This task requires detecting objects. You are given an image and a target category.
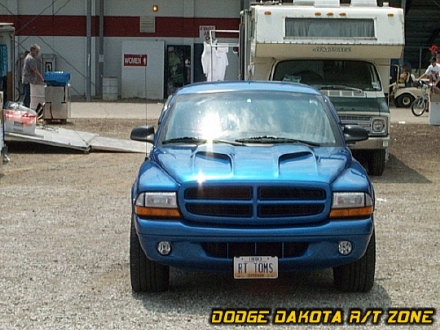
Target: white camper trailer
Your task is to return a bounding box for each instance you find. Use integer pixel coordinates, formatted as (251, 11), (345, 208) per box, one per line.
(239, 0), (405, 175)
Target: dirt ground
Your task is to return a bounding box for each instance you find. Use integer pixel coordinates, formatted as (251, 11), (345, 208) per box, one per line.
(0, 119), (439, 330)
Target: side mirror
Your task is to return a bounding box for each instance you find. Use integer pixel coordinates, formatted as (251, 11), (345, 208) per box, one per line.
(343, 125), (369, 144)
(130, 125), (155, 143)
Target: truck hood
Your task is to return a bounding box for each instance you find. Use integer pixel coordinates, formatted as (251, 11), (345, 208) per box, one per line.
(151, 144), (351, 184)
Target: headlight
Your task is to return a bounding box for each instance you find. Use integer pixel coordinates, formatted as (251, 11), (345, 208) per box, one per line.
(135, 192), (182, 218)
(329, 192), (374, 219)
(371, 117), (387, 135)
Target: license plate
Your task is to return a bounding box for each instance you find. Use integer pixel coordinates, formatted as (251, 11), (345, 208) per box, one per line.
(233, 256), (278, 279)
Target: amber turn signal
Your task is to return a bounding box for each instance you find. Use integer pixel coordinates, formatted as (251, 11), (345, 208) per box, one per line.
(135, 206), (182, 219)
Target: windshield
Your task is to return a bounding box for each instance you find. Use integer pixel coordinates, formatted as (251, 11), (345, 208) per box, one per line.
(158, 91), (342, 147)
(273, 60), (382, 91)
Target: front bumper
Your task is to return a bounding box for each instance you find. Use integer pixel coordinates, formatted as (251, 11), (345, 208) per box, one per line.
(349, 135), (389, 150)
(134, 216), (374, 272)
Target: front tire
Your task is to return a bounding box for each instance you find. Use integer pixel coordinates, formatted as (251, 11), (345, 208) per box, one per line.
(368, 149), (386, 176)
(130, 215), (169, 292)
(333, 231), (376, 292)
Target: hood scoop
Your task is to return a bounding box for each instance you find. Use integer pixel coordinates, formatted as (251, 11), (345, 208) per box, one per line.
(195, 151), (232, 162)
(278, 150), (317, 176)
(279, 151), (313, 163)
(193, 150), (233, 177)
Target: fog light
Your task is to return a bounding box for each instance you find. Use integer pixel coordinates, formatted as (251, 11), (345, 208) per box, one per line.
(338, 241), (352, 255)
(157, 241), (172, 256)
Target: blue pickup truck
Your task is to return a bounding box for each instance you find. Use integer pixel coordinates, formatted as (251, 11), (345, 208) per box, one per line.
(130, 81), (375, 293)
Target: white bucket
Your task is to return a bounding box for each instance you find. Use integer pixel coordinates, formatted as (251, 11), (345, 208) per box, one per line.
(429, 92), (440, 125)
(429, 102), (440, 125)
(30, 83), (46, 111)
(102, 77), (118, 101)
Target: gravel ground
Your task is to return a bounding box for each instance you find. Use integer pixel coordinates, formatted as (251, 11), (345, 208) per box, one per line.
(0, 119), (439, 330)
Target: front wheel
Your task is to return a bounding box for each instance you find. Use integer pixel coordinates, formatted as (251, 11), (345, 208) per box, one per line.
(333, 230), (376, 292)
(368, 149), (386, 176)
(130, 215), (169, 292)
(411, 96), (427, 116)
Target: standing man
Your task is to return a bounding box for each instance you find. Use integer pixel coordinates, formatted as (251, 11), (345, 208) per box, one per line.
(22, 44), (44, 108)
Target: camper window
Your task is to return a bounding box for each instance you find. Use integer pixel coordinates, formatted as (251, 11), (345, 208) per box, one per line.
(285, 18), (375, 38)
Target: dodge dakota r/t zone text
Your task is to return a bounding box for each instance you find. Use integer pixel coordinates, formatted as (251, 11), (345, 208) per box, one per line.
(129, 81), (375, 293)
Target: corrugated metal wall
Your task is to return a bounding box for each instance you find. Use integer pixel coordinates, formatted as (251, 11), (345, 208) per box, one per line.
(404, 0), (440, 70)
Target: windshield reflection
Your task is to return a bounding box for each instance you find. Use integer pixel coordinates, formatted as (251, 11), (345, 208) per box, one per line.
(160, 91), (340, 146)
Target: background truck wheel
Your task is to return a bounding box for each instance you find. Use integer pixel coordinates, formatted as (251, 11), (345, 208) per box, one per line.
(368, 149), (386, 176)
(130, 216), (169, 292)
(333, 230), (376, 292)
(395, 93), (414, 108)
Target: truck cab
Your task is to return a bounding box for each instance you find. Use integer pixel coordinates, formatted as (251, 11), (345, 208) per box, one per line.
(239, 0), (405, 175)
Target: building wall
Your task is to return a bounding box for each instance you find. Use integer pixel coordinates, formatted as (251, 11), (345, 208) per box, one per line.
(0, 0), (241, 99)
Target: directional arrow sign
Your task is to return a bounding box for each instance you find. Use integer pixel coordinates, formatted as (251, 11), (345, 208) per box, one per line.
(124, 54), (147, 67)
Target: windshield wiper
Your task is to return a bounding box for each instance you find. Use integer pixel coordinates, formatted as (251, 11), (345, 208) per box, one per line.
(212, 139), (245, 146)
(235, 136), (320, 146)
(317, 85), (363, 93)
(162, 137), (244, 146)
(162, 137), (206, 145)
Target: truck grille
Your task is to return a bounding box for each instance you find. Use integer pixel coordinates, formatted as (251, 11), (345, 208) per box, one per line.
(202, 242), (308, 259)
(259, 204), (324, 217)
(259, 186), (325, 200)
(321, 90), (365, 98)
(182, 184), (327, 223)
(338, 114), (372, 133)
(185, 186), (252, 200)
(186, 203), (252, 217)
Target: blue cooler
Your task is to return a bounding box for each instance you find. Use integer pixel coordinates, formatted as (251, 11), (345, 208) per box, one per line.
(44, 72), (70, 86)
(43, 72), (71, 122)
